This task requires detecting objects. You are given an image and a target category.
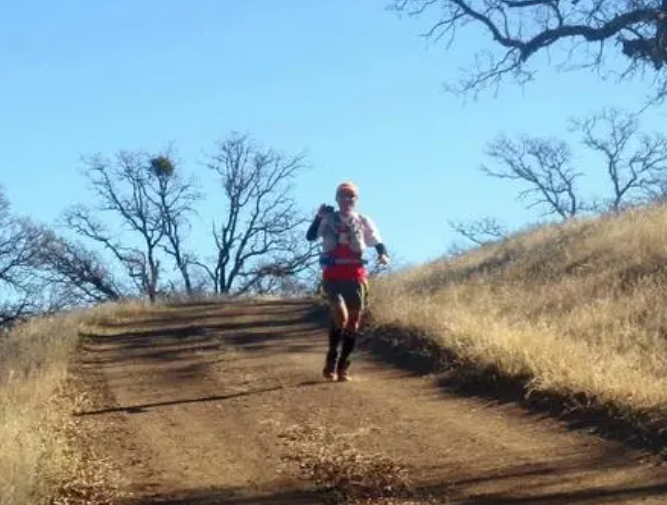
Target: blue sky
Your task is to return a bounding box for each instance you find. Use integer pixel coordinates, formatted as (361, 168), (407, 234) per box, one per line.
(2, 0), (666, 271)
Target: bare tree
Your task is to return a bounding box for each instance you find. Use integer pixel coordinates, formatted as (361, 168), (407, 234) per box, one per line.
(569, 108), (667, 211)
(0, 188), (116, 325)
(0, 188), (46, 327)
(198, 133), (319, 295)
(65, 151), (168, 301)
(149, 155), (202, 295)
(482, 135), (583, 219)
(391, 1), (667, 100)
(34, 230), (123, 306)
(449, 217), (507, 246)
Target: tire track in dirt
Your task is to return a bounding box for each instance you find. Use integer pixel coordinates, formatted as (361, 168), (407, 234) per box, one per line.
(72, 299), (667, 504)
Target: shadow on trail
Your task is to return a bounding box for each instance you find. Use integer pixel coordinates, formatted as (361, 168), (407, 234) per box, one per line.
(415, 449), (667, 503)
(114, 465), (667, 505)
(120, 486), (321, 505)
(104, 298), (326, 330)
(80, 300), (329, 370)
(74, 380), (323, 417)
(358, 321), (667, 459)
(87, 315), (322, 341)
(79, 326), (322, 367)
(452, 480), (667, 504)
(446, 455), (631, 488)
(358, 322), (455, 377)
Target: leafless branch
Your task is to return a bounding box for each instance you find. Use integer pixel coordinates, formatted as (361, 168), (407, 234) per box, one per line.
(482, 134), (584, 219)
(449, 217), (508, 245)
(569, 107), (667, 210)
(0, 188), (50, 327)
(203, 132), (316, 294)
(149, 152), (203, 295)
(33, 230), (123, 305)
(68, 150), (173, 301)
(392, 0), (667, 102)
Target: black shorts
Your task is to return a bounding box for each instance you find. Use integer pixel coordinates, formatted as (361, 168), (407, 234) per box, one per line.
(322, 279), (368, 312)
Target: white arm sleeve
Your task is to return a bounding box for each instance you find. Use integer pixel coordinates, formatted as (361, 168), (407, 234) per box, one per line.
(361, 215), (382, 248)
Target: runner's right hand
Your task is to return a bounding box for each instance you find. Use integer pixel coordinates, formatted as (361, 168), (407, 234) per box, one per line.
(317, 204), (331, 218)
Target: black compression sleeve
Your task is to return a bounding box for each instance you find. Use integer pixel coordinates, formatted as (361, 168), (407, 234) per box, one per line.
(375, 243), (387, 256)
(306, 216), (321, 241)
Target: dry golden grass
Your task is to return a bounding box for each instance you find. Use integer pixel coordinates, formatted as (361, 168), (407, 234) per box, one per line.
(0, 297), (176, 505)
(369, 203), (667, 427)
(0, 312), (84, 505)
(81, 297), (166, 329)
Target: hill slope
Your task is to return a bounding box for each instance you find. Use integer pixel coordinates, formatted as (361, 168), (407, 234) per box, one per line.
(368, 203), (667, 450)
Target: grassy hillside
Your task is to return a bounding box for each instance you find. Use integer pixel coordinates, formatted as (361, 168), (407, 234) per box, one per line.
(368, 202), (667, 445)
(0, 300), (159, 505)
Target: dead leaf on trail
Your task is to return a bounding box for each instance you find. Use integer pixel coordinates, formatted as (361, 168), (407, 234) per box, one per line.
(279, 422), (445, 505)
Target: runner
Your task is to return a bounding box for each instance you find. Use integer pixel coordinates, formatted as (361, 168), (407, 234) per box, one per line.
(306, 181), (390, 381)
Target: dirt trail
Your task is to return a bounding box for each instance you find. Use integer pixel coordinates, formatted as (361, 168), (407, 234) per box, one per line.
(73, 299), (667, 504)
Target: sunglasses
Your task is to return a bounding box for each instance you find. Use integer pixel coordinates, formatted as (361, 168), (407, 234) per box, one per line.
(338, 194), (357, 201)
